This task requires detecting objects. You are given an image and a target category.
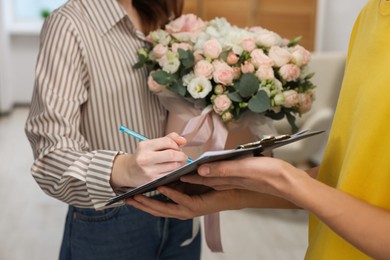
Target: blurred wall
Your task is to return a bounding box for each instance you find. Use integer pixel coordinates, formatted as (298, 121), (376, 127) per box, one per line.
(0, 0), (368, 114)
(316, 0), (367, 52)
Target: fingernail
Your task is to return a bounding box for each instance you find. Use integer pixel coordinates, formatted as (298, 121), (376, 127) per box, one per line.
(199, 166), (210, 175)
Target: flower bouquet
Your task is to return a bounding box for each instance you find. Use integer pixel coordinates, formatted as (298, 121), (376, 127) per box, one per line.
(135, 14), (315, 150)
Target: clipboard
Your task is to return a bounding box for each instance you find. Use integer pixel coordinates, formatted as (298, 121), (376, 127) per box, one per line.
(106, 130), (324, 205)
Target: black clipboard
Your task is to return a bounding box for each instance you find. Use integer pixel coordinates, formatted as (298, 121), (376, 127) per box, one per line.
(106, 130), (324, 205)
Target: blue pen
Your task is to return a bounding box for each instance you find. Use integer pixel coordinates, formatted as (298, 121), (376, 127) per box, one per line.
(119, 125), (193, 163)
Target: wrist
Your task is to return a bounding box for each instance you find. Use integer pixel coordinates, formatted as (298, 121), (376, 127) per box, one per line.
(281, 165), (315, 208)
(111, 154), (131, 189)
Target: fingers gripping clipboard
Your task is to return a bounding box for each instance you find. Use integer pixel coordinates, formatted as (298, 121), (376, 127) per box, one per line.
(106, 130), (324, 205)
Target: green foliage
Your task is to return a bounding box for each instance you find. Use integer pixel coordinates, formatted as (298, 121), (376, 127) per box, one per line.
(237, 74), (259, 98)
(248, 90), (270, 113)
(287, 36), (302, 47)
(41, 9), (51, 19)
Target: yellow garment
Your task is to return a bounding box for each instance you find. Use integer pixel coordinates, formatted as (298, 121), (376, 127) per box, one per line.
(306, 0), (390, 258)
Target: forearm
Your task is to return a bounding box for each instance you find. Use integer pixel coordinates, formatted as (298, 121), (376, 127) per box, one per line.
(292, 174), (390, 259)
(236, 165), (320, 209)
(237, 189), (300, 209)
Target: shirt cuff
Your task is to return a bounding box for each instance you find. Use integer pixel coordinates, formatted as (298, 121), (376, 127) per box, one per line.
(86, 150), (124, 209)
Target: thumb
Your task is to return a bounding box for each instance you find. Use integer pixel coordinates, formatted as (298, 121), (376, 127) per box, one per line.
(198, 161), (236, 177)
(166, 132), (187, 147)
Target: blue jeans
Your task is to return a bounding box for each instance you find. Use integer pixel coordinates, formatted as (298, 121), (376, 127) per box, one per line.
(59, 205), (201, 260)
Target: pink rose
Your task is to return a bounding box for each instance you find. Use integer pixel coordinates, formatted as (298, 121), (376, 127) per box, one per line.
(203, 39), (222, 59)
(268, 46), (292, 67)
(281, 38), (290, 46)
(298, 91), (314, 113)
(255, 30), (282, 48)
(241, 61), (255, 74)
(255, 65), (275, 80)
(227, 52), (239, 65)
(250, 49), (274, 69)
(241, 38), (256, 52)
(165, 14), (206, 42)
(282, 90), (299, 108)
(291, 45), (311, 66)
(213, 94), (232, 115)
(193, 50), (204, 63)
(165, 13), (205, 33)
(279, 64), (301, 81)
(212, 61), (235, 85)
(152, 44), (168, 59)
(147, 73), (165, 93)
(232, 66), (242, 80)
(171, 42), (193, 54)
(194, 60), (214, 79)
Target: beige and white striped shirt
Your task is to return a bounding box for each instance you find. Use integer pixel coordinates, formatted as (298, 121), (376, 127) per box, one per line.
(25, 0), (166, 209)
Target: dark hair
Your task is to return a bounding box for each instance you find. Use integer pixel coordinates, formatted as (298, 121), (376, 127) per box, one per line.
(132, 0), (184, 33)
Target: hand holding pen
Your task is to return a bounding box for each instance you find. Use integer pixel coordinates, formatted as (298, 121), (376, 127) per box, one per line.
(110, 126), (192, 189)
(119, 125), (193, 163)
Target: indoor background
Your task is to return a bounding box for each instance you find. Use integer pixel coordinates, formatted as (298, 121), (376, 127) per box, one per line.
(0, 0), (367, 259)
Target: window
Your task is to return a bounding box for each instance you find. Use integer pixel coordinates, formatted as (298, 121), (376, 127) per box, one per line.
(6, 0), (67, 34)
(14, 0), (66, 21)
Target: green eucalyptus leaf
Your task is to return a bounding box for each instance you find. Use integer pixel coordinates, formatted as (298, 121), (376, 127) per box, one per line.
(170, 80), (187, 96)
(152, 70), (173, 85)
(133, 53), (146, 69)
(227, 92), (243, 102)
(238, 74), (259, 98)
(248, 90), (270, 113)
(178, 49), (195, 69)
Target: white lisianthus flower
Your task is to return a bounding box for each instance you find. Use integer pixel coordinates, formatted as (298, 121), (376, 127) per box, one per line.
(162, 58), (180, 74)
(182, 72), (195, 86)
(149, 29), (172, 45)
(160, 51), (180, 74)
(231, 45), (244, 56)
(187, 77), (212, 99)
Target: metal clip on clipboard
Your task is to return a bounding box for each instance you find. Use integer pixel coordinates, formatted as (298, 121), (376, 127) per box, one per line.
(235, 130), (324, 157)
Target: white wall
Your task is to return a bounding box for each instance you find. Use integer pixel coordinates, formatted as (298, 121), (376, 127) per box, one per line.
(9, 35), (40, 103)
(0, 0), (13, 113)
(0, 0), (41, 113)
(316, 0), (367, 52)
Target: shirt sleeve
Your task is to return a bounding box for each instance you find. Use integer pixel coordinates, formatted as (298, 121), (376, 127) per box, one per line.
(25, 12), (122, 209)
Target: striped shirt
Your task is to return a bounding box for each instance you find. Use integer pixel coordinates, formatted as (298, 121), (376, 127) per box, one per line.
(25, 0), (167, 209)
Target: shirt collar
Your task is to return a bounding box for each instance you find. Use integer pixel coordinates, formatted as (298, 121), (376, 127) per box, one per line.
(80, 0), (128, 35)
